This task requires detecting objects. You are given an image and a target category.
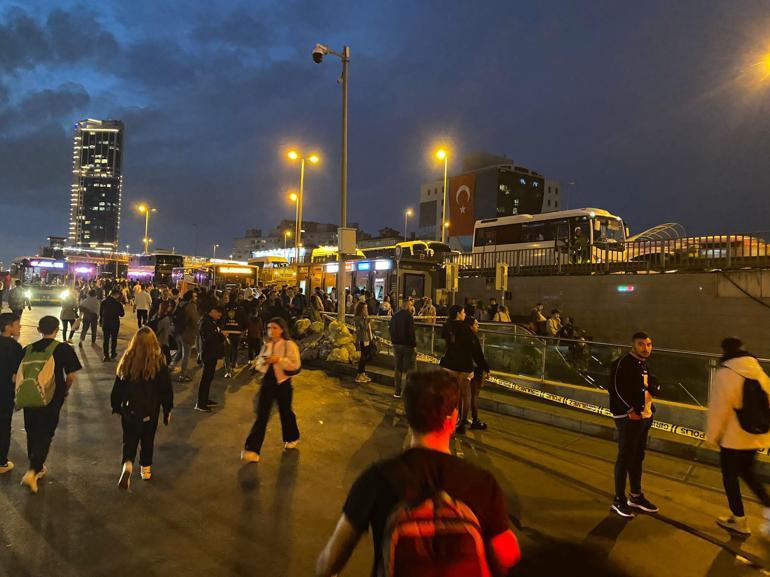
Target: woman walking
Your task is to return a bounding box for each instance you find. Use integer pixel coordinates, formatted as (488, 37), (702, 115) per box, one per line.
(708, 337), (770, 536)
(111, 326), (174, 490)
(354, 301), (373, 383)
(241, 317), (301, 463)
(60, 291), (79, 343)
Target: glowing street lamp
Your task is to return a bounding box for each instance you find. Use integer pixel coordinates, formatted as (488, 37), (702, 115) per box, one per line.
(435, 149), (449, 243)
(212, 243), (219, 259)
(284, 230), (292, 249)
(404, 208), (413, 241)
(137, 204), (157, 255)
(287, 150), (320, 263)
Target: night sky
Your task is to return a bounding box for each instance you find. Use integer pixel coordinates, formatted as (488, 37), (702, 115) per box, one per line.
(2, 0), (770, 267)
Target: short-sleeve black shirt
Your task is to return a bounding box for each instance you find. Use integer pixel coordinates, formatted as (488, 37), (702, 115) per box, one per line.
(343, 448), (510, 575)
(0, 336), (23, 404)
(23, 339), (82, 404)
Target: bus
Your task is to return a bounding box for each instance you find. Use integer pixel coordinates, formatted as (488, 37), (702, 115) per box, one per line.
(248, 256), (297, 286)
(310, 246), (366, 264)
(128, 253), (184, 285)
(361, 240), (453, 261)
(470, 208), (627, 267)
(171, 262), (259, 293)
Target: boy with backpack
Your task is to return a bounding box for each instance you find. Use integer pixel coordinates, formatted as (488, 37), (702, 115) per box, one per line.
(707, 337), (770, 536)
(16, 316), (81, 493)
(315, 369), (520, 577)
(0, 313), (23, 474)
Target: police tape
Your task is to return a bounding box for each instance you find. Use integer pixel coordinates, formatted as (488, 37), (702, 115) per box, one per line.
(377, 339), (734, 450)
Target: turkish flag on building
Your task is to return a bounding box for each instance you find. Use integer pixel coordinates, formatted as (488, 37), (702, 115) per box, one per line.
(448, 173), (476, 236)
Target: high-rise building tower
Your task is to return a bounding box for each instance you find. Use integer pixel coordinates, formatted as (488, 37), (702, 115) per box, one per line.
(69, 119), (124, 250)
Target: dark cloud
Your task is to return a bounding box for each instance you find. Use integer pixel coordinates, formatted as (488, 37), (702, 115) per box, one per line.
(193, 10), (276, 51)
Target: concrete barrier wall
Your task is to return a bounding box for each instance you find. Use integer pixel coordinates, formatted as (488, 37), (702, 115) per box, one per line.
(458, 269), (770, 357)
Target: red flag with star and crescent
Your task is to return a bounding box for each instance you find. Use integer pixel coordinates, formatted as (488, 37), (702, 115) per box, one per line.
(448, 173), (476, 236)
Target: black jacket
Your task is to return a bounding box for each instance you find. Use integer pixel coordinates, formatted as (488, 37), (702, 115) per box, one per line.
(470, 332), (491, 378)
(608, 353), (660, 417)
(199, 315), (225, 360)
(111, 365), (173, 419)
(100, 296), (125, 327)
(439, 320), (486, 373)
(389, 309), (416, 347)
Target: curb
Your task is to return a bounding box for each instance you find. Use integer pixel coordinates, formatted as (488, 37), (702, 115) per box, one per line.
(309, 358), (770, 481)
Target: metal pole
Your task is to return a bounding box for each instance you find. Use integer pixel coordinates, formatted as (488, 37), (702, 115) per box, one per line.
(298, 158), (305, 264)
(441, 155), (448, 244)
(404, 211), (408, 241)
(336, 45), (350, 324)
(143, 211), (149, 255)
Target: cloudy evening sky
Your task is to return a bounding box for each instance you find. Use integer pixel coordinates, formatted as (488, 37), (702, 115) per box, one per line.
(2, 0), (770, 266)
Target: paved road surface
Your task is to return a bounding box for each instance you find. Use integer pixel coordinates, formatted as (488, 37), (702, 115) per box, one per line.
(0, 306), (768, 577)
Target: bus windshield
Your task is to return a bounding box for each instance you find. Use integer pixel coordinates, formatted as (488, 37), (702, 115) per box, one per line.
(593, 217), (625, 245)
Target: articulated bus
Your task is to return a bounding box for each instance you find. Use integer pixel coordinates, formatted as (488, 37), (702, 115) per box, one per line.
(470, 208), (627, 267)
(128, 253), (184, 285)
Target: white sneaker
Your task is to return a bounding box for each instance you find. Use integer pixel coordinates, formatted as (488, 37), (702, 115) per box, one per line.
(241, 450), (260, 463)
(284, 441), (299, 450)
(361, 374), (372, 382)
(21, 470), (38, 494)
(140, 466), (152, 480)
(717, 515), (751, 535)
(118, 461), (133, 490)
(0, 460), (14, 474)
(355, 374), (367, 383)
(35, 465), (47, 480)
(224, 371), (232, 379)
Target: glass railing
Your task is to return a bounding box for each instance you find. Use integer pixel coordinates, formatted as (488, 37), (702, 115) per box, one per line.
(361, 316), (755, 408)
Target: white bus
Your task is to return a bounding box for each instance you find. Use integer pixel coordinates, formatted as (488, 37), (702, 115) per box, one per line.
(471, 208), (627, 266)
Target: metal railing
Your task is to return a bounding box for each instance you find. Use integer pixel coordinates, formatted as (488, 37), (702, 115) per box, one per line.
(362, 317), (770, 409)
(449, 233), (770, 275)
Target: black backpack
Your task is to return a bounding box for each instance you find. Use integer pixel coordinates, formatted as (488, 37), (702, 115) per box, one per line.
(735, 377), (770, 435)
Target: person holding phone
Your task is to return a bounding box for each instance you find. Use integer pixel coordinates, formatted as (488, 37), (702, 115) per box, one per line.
(241, 317), (301, 463)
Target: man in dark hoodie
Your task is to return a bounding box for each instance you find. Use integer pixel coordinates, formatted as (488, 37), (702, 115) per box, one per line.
(100, 288), (125, 362)
(439, 304), (486, 435)
(608, 331), (660, 518)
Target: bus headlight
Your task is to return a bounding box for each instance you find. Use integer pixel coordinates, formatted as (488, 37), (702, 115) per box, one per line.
(24, 290), (32, 299)
(60, 289), (71, 300)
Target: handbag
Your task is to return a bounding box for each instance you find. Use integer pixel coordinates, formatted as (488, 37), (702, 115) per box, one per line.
(71, 317), (82, 332)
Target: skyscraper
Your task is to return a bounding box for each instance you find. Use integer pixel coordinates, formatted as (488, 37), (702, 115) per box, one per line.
(69, 119), (124, 250)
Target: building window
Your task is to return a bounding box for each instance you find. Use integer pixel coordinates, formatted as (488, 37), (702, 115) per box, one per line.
(554, 201), (559, 207)
(547, 200), (551, 207)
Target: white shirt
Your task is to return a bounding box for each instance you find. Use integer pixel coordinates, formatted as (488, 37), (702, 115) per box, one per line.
(135, 291), (152, 311)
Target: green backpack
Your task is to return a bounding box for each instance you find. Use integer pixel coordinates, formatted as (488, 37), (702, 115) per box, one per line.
(15, 341), (59, 409)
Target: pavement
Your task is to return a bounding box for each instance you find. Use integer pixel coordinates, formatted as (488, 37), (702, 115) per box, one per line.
(0, 306), (768, 577)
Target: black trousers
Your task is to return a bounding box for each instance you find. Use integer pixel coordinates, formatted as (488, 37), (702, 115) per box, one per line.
(103, 323), (119, 359)
(61, 319), (76, 341)
(23, 400), (63, 473)
(121, 413), (159, 466)
(247, 338), (262, 361)
(227, 334), (241, 367)
(80, 314), (98, 343)
(197, 359), (217, 405)
(720, 447), (770, 517)
(244, 381), (300, 454)
(357, 341), (371, 374)
(137, 310), (149, 328)
(0, 399), (13, 465)
(614, 417), (652, 498)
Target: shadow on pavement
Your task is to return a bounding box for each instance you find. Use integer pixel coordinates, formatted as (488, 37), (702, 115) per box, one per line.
(584, 514), (630, 559)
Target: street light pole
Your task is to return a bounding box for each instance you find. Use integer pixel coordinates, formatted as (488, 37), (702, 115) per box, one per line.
(143, 210), (150, 254)
(404, 208), (412, 241)
(298, 158), (305, 263)
(213, 244), (219, 259)
(441, 154), (448, 244)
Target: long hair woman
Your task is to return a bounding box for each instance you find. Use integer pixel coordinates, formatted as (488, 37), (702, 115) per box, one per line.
(241, 317), (301, 463)
(111, 326), (174, 490)
(354, 300), (373, 383)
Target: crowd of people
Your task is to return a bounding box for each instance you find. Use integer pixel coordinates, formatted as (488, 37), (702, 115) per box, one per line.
(1, 275), (770, 575)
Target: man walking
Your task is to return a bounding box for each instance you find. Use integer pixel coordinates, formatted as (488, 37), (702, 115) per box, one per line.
(195, 305), (224, 413)
(78, 289), (101, 347)
(389, 298), (416, 398)
(100, 288), (125, 361)
(8, 280), (30, 320)
(134, 285), (152, 328)
(0, 313), (23, 474)
(18, 316), (82, 493)
(609, 331), (660, 517)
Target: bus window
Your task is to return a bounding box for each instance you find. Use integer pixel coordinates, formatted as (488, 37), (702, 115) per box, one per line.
(594, 217), (625, 245)
(475, 228), (496, 247)
(522, 222), (551, 242)
(496, 223), (522, 245)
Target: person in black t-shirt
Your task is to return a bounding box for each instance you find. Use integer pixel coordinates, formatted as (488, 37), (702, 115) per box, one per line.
(20, 316), (82, 494)
(0, 313), (23, 474)
(315, 369), (520, 577)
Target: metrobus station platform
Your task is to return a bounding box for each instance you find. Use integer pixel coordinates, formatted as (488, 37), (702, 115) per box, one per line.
(1, 307), (768, 577)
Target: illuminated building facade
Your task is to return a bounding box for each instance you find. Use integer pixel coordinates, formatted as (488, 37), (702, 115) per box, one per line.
(69, 119), (124, 249)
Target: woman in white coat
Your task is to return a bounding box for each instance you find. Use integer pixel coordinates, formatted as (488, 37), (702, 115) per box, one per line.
(707, 337), (770, 536)
(241, 317), (301, 463)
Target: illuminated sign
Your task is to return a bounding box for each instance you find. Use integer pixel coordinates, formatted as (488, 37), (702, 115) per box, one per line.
(616, 285), (635, 293)
(375, 260), (392, 271)
(326, 263), (339, 273)
(218, 266), (253, 275)
(74, 266), (95, 274)
(30, 260), (65, 269)
(357, 261), (371, 271)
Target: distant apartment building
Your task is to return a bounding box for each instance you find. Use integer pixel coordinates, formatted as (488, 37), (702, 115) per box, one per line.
(418, 152), (563, 241)
(69, 119), (124, 250)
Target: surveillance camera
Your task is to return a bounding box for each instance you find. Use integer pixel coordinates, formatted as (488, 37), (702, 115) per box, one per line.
(312, 43), (328, 64)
